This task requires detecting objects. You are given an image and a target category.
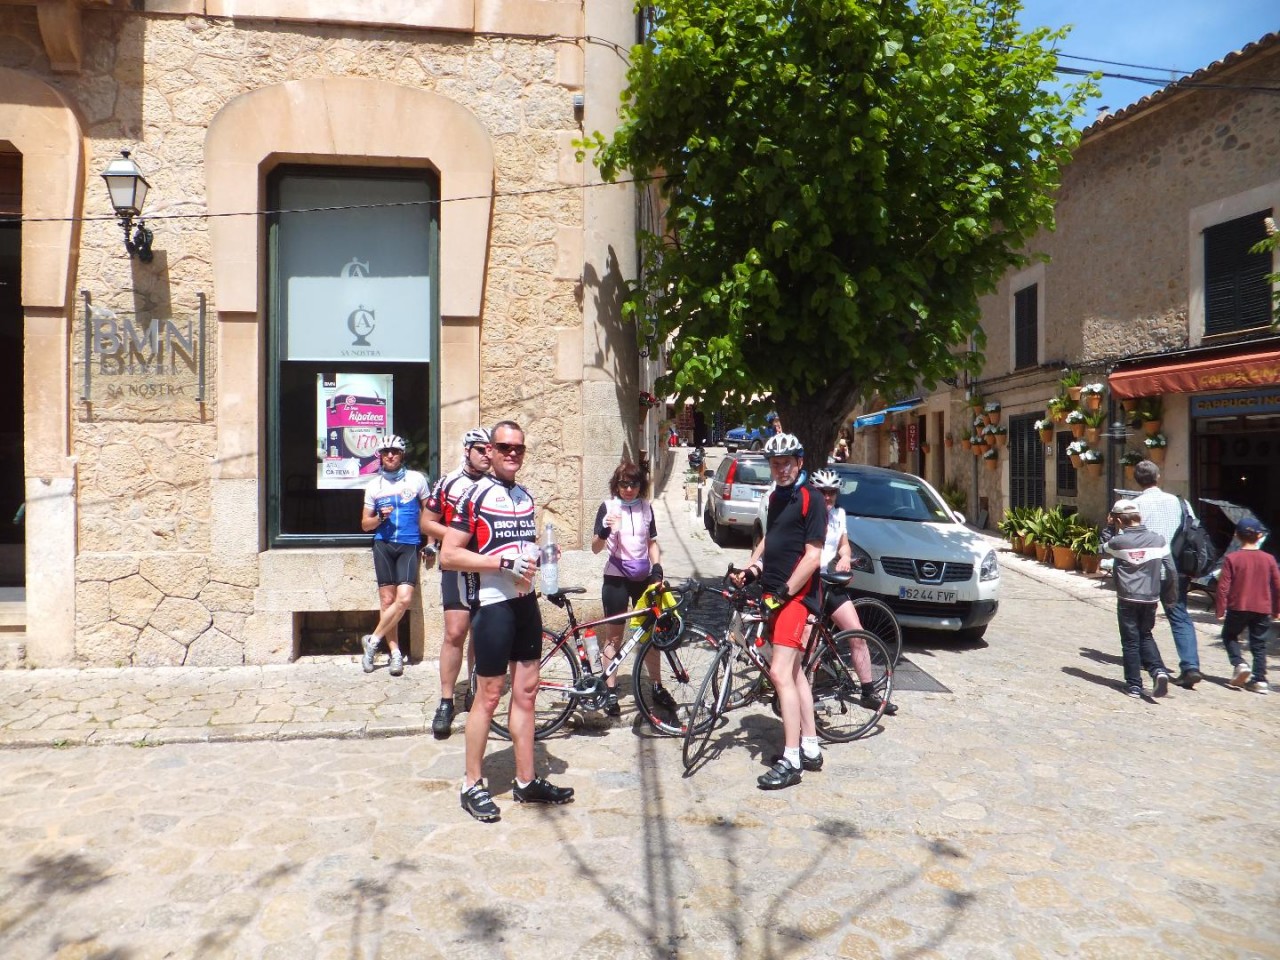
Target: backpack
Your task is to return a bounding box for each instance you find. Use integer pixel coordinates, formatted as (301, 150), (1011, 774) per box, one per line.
(1171, 499), (1216, 578)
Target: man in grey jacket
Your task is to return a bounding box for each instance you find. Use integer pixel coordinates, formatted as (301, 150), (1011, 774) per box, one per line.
(1103, 499), (1178, 700)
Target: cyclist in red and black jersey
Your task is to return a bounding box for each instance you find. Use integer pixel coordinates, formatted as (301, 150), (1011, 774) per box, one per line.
(731, 432), (826, 789)
(421, 428), (491, 738)
(440, 420), (574, 822)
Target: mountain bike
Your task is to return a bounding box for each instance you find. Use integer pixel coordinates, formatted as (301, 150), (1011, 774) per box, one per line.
(474, 580), (719, 740)
(682, 571), (894, 772)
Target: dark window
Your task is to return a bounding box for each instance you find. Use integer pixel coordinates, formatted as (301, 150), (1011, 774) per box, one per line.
(267, 167), (439, 547)
(1204, 210), (1272, 336)
(1014, 284), (1038, 369)
(1056, 431), (1077, 496)
(1008, 413), (1045, 508)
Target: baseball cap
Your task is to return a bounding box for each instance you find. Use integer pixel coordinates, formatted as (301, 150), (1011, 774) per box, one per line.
(1110, 499), (1141, 518)
(1236, 517), (1265, 537)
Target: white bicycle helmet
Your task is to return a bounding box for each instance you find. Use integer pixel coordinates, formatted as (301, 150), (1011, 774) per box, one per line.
(763, 432), (804, 458)
(378, 434), (407, 452)
(462, 427), (491, 448)
(811, 468), (841, 490)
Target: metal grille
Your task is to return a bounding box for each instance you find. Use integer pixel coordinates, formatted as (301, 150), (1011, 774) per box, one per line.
(881, 557), (974, 584)
(1009, 412), (1046, 509)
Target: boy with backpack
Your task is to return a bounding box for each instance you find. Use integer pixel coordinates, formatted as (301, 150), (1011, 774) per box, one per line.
(1103, 499), (1178, 700)
(1217, 517), (1280, 695)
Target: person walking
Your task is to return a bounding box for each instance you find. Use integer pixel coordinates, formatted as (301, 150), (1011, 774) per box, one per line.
(1102, 498), (1177, 700)
(421, 428), (492, 738)
(590, 459), (666, 718)
(1133, 460), (1202, 687)
(359, 434), (431, 678)
(1217, 517), (1280, 695)
(731, 433), (826, 789)
(439, 420), (574, 822)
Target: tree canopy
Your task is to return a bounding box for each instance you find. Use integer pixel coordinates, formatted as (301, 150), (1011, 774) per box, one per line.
(592, 0), (1094, 461)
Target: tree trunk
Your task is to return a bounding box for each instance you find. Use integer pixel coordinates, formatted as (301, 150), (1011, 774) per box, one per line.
(774, 385), (859, 477)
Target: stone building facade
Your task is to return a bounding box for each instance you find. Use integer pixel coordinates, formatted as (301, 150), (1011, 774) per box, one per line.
(854, 33), (1280, 534)
(0, 0), (657, 666)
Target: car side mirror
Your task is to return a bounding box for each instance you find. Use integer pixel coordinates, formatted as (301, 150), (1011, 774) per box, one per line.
(953, 510), (966, 525)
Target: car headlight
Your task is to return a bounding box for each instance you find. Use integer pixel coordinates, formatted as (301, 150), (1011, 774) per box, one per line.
(849, 541), (875, 575)
(979, 549), (999, 582)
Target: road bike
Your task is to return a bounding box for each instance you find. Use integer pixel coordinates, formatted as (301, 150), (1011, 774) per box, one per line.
(474, 580), (720, 740)
(682, 570), (894, 773)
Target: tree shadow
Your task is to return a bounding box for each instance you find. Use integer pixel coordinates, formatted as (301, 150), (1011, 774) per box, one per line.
(2, 852), (129, 957)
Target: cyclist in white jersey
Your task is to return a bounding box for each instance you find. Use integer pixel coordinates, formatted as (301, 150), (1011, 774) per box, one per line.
(440, 420), (574, 822)
(422, 428), (492, 738)
(359, 434), (431, 678)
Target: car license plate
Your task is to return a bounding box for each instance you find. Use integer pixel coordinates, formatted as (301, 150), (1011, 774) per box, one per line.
(898, 586), (957, 603)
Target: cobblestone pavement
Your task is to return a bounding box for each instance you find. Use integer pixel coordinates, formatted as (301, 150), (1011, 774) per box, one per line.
(1, 452), (1277, 959)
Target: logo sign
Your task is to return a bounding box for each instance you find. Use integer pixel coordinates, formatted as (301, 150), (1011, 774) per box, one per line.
(1191, 388), (1280, 419)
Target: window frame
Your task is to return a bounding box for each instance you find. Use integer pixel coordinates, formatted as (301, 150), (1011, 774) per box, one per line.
(1006, 262), (1044, 374)
(1202, 209), (1273, 338)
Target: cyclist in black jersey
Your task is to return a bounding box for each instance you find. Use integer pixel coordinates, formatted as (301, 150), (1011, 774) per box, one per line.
(440, 420), (574, 822)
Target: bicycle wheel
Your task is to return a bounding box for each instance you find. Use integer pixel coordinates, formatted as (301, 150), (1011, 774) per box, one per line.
(632, 624), (721, 736)
(850, 597), (903, 666)
(726, 618), (768, 710)
(682, 644), (732, 772)
(478, 633), (581, 741)
(808, 629), (893, 743)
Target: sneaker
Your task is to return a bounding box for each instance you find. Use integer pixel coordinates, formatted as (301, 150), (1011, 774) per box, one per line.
(1124, 684), (1144, 699)
(603, 690), (621, 717)
(1173, 668), (1202, 689)
(859, 691), (899, 716)
(389, 650), (404, 677)
(652, 684), (678, 713)
(361, 634), (379, 673)
(772, 751), (823, 772)
(432, 701), (455, 739)
(1229, 662), (1252, 689)
(758, 758), (803, 790)
(1246, 680), (1270, 695)
(511, 777), (575, 805)
(461, 780), (501, 822)
(1152, 671), (1170, 698)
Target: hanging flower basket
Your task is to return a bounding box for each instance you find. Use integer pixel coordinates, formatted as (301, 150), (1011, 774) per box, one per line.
(1142, 419), (1163, 436)
(1084, 461), (1103, 478)
(1070, 423), (1085, 439)
(960, 437), (971, 451)
(1084, 427), (1100, 447)
(944, 435), (955, 448)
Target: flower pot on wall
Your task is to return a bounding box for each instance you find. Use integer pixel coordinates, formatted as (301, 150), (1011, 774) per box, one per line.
(960, 438), (971, 451)
(1038, 429), (1053, 444)
(1069, 453), (1082, 469)
(1148, 445), (1166, 465)
(984, 457), (998, 471)
(1052, 545), (1077, 571)
(986, 411), (1001, 426)
(1083, 393), (1102, 413)
(1067, 386), (1083, 403)
(1121, 398), (1138, 413)
(1142, 420), (1163, 436)
(1084, 427), (1100, 446)
(1123, 465), (1136, 485)
(1084, 462), (1103, 479)
(1070, 423), (1085, 439)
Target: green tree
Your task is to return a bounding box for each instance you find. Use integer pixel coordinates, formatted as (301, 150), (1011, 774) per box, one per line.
(592, 0), (1094, 461)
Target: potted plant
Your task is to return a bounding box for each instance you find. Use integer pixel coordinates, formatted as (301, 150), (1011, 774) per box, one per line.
(960, 435), (972, 451)
(920, 441), (931, 454)
(983, 447), (999, 470)
(1082, 407), (1108, 446)
(1120, 450), (1145, 485)
(997, 507), (1028, 552)
(1143, 432), (1167, 464)
(1022, 507), (1051, 562)
(1080, 382), (1105, 413)
(1120, 396), (1140, 415)
(1035, 417), (1054, 444)
(1138, 396), (1163, 435)
(969, 392), (985, 414)
(1044, 508), (1077, 570)
(1060, 369), (1084, 403)
(1071, 523), (1103, 575)
(970, 433), (986, 454)
(984, 400), (1001, 425)
(1065, 408), (1086, 439)
(1080, 447), (1104, 478)
(1047, 394), (1074, 424)
(1066, 439), (1089, 469)
(944, 432), (955, 449)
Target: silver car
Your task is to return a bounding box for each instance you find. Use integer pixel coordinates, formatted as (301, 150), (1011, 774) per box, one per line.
(703, 452), (772, 546)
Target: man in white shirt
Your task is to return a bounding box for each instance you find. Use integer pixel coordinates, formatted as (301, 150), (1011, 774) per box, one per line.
(1133, 460), (1201, 687)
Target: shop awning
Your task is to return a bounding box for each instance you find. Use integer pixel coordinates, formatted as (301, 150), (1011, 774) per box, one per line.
(1109, 348), (1280, 399)
(852, 396), (923, 429)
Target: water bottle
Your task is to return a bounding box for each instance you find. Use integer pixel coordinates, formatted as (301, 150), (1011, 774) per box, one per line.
(582, 627), (601, 673)
(540, 521), (559, 596)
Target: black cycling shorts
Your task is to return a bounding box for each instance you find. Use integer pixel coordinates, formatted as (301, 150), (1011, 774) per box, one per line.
(372, 541), (419, 587)
(471, 593), (543, 677)
(440, 570), (474, 612)
(602, 574), (649, 617)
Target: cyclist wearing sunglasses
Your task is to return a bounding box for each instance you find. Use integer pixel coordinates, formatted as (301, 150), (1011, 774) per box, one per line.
(590, 459), (666, 717)
(440, 420), (574, 821)
(422, 427), (492, 739)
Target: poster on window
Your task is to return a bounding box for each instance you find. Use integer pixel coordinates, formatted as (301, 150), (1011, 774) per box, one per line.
(317, 373), (393, 489)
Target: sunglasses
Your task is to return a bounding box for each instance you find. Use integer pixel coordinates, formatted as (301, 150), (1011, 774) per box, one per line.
(468, 443), (490, 452)
(492, 442), (526, 456)
(379, 449), (403, 456)
(618, 480), (641, 488)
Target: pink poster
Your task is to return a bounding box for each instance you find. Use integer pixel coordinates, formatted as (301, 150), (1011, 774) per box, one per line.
(317, 374), (393, 489)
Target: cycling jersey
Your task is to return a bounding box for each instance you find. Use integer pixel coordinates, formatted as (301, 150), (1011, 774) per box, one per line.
(820, 504), (847, 567)
(761, 480), (826, 612)
(363, 469), (430, 545)
(595, 497), (657, 580)
(450, 475), (538, 606)
(426, 466), (487, 528)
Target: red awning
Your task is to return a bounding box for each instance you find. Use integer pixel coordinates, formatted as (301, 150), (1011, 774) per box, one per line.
(1109, 349), (1280, 399)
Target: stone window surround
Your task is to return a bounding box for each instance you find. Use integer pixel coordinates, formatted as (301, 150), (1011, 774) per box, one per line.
(1189, 177), (1280, 345)
(1007, 261), (1045, 374)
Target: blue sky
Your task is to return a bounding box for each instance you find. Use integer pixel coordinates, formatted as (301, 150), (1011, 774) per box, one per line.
(1016, 0), (1278, 124)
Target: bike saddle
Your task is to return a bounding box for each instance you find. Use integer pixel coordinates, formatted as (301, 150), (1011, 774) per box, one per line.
(545, 587), (586, 608)
(820, 569), (855, 588)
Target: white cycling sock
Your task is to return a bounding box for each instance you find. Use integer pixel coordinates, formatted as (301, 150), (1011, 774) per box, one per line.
(783, 746), (801, 769)
(801, 736), (821, 758)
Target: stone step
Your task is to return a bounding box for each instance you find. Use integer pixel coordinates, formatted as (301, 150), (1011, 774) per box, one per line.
(0, 601), (24, 631)
(1, 634), (25, 669)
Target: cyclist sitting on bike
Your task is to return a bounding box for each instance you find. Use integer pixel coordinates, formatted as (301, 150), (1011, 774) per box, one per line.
(731, 432), (825, 789)
(811, 469), (897, 716)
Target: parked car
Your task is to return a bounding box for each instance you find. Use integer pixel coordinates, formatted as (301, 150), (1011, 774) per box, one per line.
(704, 452), (773, 546)
(755, 463), (1000, 639)
(723, 414), (778, 452)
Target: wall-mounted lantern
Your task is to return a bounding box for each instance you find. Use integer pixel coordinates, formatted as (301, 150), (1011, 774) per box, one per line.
(101, 149), (154, 262)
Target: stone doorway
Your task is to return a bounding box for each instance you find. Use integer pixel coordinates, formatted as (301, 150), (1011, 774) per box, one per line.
(0, 149), (22, 587)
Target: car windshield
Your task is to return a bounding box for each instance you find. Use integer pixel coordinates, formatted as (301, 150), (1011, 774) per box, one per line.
(836, 473), (951, 522)
(732, 459), (772, 485)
